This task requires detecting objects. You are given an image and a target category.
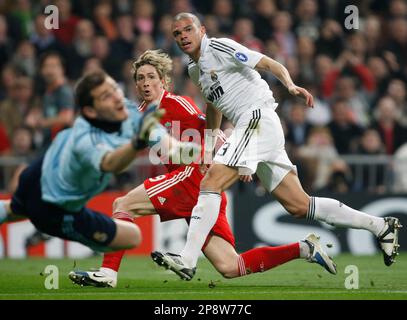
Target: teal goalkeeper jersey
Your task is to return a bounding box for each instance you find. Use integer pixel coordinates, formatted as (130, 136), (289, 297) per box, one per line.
(40, 100), (142, 212)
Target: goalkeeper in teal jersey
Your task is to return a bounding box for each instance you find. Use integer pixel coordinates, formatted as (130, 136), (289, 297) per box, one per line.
(0, 70), (196, 252)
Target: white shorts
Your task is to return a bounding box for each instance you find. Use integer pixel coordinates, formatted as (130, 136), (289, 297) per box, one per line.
(213, 102), (297, 192)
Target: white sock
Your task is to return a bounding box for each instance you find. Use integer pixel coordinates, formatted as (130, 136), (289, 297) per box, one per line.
(299, 241), (311, 258)
(308, 197), (385, 236)
(99, 267), (117, 279)
(0, 201), (8, 224)
(180, 191), (221, 267)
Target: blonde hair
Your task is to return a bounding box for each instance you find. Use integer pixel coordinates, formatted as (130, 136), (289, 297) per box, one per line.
(132, 50), (173, 90)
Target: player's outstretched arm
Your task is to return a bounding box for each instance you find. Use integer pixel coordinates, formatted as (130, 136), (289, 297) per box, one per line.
(100, 109), (165, 173)
(255, 56), (314, 108)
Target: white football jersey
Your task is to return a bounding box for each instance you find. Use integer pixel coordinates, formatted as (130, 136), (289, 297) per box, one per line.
(188, 35), (276, 125)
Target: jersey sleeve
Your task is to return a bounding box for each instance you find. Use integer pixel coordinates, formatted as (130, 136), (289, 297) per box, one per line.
(211, 38), (264, 69)
(74, 134), (113, 172)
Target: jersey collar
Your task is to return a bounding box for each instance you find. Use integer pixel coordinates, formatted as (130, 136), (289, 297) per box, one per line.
(199, 34), (210, 59)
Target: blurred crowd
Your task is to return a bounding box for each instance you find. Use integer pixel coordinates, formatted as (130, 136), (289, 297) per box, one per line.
(0, 0), (407, 194)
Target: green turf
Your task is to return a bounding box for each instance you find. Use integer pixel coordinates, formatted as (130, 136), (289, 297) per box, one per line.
(0, 254), (406, 300)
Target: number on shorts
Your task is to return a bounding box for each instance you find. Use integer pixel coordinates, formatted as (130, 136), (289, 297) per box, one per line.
(218, 143), (231, 156)
(149, 175), (166, 182)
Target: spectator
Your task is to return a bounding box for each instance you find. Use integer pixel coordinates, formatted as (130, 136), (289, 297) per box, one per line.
(362, 15), (383, 56)
(252, 0), (277, 42)
(386, 18), (407, 69)
(326, 71), (373, 127)
(118, 59), (139, 103)
(297, 126), (339, 191)
(155, 14), (183, 56)
(9, 0), (33, 40)
(66, 19), (95, 80)
(388, 0), (407, 19)
(82, 57), (103, 75)
(132, 0), (155, 35)
(0, 76), (40, 142)
(132, 33), (155, 61)
(393, 142), (407, 193)
(296, 36), (316, 83)
(303, 82), (332, 126)
(285, 101), (314, 148)
(91, 35), (121, 80)
(352, 128), (387, 193)
(93, 0), (118, 41)
(371, 96), (407, 155)
(38, 52), (75, 148)
(203, 14), (222, 38)
(11, 40), (36, 77)
(272, 11), (296, 60)
(5, 126), (36, 195)
(0, 15), (14, 73)
(30, 14), (63, 57)
(232, 17), (263, 52)
(327, 99), (364, 154)
(0, 63), (23, 101)
(317, 160), (353, 194)
(315, 19), (344, 59)
(212, 0), (235, 34)
(110, 14), (135, 62)
(385, 78), (407, 125)
(367, 56), (392, 100)
(294, 0), (321, 40)
(0, 122), (10, 154)
(52, 0), (82, 46)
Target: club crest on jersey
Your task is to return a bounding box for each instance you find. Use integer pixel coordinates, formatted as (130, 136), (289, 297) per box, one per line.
(210, 70), (218, 82)
(208, 71), (224, 102)
(235, 52), (248, 62)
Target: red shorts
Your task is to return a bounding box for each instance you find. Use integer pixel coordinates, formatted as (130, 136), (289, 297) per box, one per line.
(143, 165), (235, 249)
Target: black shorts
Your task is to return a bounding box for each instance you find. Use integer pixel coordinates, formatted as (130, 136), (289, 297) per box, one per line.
(10, 156), (117, 252)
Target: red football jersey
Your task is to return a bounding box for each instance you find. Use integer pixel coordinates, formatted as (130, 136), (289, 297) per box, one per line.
(138, 91), (206, 172)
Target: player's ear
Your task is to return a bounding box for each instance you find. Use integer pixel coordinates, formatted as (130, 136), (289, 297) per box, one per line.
(82, 105), (97, 119)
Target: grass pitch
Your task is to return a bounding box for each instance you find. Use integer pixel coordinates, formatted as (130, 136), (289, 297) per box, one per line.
(0, 254), (406, 300)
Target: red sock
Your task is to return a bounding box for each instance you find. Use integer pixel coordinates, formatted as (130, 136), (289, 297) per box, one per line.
(237, 243), (300, 276)
(101, 212), (134, 272)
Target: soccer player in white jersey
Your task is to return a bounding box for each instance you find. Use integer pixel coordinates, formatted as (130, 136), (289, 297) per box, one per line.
(152, 13), (402, 280)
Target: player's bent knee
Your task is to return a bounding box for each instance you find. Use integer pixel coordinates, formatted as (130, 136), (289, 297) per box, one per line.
(285, 202), (308, 218)
(113, 196), (124, 212)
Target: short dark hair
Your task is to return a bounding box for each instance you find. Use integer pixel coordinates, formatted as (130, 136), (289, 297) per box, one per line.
(39, 51), (65, 70)
(75, 70), (107, 111)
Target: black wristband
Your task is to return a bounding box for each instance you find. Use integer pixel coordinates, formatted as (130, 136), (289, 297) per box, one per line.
(131, 136), (148, 151)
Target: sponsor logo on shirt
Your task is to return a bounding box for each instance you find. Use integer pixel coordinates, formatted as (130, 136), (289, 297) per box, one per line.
(235, 52), (248, 62)
(208, 70), (224, 102)
(158, 196), (166, 205)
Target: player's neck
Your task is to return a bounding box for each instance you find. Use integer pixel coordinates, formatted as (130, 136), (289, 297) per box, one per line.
(84, 116), (122, 133)
(190, 47), (202, 62)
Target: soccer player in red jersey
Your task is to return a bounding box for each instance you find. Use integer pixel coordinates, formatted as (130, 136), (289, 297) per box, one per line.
(69, 50), (335, 287)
